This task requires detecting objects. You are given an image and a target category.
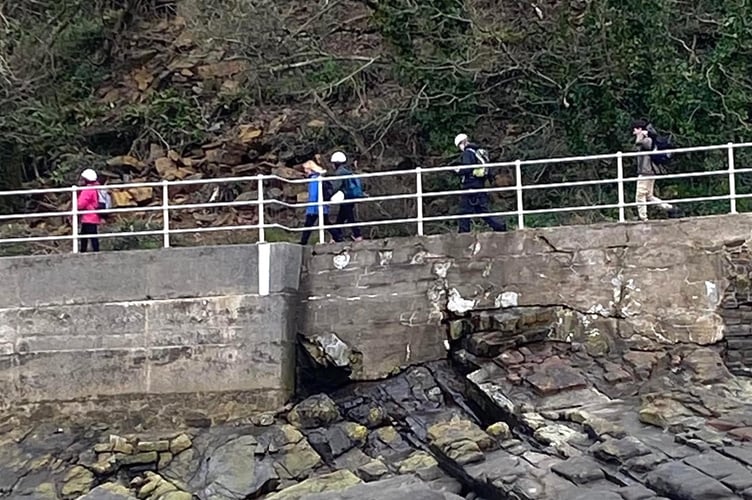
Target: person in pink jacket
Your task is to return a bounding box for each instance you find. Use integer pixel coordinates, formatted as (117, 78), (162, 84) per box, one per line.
(77, 169), (104, 252)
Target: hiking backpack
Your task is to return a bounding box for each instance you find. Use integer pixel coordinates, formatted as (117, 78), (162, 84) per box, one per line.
(344, 177), (364, 199)
(321, 179), (335, 202)
(466, 147), (491, 178)
(97, 189), (112, 219)
(648, 130), (673, 166)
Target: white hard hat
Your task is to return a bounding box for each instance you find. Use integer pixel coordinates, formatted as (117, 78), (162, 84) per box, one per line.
(331, 190), (345, 203)
(81, 169), (97, 182)
(454, 134), (468, 148)
(330, 151), (347, 163)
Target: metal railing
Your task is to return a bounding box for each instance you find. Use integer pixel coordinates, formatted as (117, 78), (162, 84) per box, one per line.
(1, 141), (751, 253)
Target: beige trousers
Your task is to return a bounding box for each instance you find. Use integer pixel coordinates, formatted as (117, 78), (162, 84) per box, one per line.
(636, 177), (672, 220)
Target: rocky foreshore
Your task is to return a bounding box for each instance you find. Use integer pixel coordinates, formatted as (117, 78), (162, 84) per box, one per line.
(5, 307), (752, 499)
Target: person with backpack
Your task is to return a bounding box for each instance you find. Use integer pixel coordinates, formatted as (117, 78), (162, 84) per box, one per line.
(631, 120), (674, 221)
(300, 160), (344, 245)
(77, 168), (106, 252)
(453, 133), (507, 233)
(330, 151), (364, 242)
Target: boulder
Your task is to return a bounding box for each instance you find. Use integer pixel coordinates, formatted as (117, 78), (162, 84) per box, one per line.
(78, 483), (138, 500)
(486, 422), (511, 440)
(136, 472), (188, 499)
(265, 470), (362, 499)
(273, 439), (323, 480)
(301, 474), (465, 500)
(365, 426), (413, 463)
(427, 417), (494, 465)
(397, 451), (442, 480)
(639, 397), (693, 429)
(200, 435), (279, 499)
(169, 434), (192, 455)
(61, 465), (95, 498)
(288, 395), (342, 429)
(306, 421), (368, 461)
(356, 459), (389, 482)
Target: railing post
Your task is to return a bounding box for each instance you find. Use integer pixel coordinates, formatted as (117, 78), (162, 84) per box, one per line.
(257, 175), (266, 243)
(416, 167), (424, 236)
(728, 143), (737, 214)
(515, 160), (524, 229)
(162, 180), (170, 248)
(71, 186), (79, 253)
(317, 176), (325, 244)
(616, 151), (625, 222)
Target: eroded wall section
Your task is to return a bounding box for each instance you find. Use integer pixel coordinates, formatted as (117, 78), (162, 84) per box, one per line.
(302, 215), (752, 379)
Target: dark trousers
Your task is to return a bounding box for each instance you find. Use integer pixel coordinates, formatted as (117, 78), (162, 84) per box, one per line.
(458, 193), (507, 233)
(80, 223), (100, 252)
(300, 214), (344, 245)
(335, 203), (362, 239)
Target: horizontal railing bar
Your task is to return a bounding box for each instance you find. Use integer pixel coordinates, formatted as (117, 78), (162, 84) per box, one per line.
(3, 139), (752, 252)
(0, 228), (165, 244)
(4, 162), (735, 220)
(0, 191), (745, 245)
(3, 141), (752, 200)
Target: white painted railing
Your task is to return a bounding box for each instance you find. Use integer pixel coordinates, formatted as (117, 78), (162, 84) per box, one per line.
(1, 141), (751, 253)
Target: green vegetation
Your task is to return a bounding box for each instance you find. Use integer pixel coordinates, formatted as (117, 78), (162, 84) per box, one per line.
(3, 0), (752, 227)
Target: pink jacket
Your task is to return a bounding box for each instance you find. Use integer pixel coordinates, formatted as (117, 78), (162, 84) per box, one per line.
(77, 184), (104, 225)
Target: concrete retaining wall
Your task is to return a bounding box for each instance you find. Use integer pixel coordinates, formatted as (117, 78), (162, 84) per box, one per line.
(0, 243), (302, 422)
(4, 214), (752, 421)
(302, 215), (752, 379)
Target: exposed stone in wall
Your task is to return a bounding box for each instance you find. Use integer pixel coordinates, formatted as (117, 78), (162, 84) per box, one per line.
(720, 238), (752, 376)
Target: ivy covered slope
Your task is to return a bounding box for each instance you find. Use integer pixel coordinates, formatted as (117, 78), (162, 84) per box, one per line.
(2, 0), (752, 228)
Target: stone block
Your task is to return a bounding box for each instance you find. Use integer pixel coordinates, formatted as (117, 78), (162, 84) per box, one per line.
(525, 364), (587, 396)
(684, 451), (748, 479)
(592, 437), (651, 464)
(647, 461), (736, 499)
(551, 456), (605, 484)
(722, 447), (752, 467)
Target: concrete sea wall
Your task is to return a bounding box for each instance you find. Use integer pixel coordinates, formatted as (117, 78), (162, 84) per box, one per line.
(0, 244), (302, 422)
(3, 214), (752, 421)
(302, 215), (752, 379)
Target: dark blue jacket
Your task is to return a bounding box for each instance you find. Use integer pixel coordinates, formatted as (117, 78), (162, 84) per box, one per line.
(457, 143), (491, 190)
(332, 164), (352, 194)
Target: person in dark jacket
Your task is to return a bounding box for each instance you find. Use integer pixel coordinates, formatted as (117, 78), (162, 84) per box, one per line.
(453, 133), (507, 233)
(300, 160), (344, 245)
(330, 151), (364, 241)
(632, 120), (673, 221)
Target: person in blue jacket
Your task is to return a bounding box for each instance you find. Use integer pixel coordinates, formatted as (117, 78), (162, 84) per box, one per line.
(330, 151), (364, 241)
(300, 160), (344, 245)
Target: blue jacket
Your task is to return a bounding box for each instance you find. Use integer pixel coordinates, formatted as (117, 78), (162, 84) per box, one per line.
(306, 173), (329, 215)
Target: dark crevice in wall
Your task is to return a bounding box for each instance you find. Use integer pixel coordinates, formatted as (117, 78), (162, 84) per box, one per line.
(295, 334), (364, 398)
